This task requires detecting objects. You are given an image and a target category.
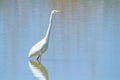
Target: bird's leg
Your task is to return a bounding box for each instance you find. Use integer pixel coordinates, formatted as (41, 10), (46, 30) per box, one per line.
(40, 56), (41, 62)
(37, 55), (40, 62)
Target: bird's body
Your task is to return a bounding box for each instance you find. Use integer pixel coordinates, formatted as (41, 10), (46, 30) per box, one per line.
(29, 10), (61, 61)
(29, 37), (48, 58)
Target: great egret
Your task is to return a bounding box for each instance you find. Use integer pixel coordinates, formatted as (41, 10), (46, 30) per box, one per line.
(29, 10), (61, 61)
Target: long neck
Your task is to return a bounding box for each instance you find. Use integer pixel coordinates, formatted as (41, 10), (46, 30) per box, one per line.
(45, 11), (54, 41)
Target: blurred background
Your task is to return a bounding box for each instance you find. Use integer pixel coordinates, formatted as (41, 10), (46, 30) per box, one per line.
(0, 0), (120, 80)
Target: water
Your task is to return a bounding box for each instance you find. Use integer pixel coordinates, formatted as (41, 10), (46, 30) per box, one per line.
(0, 0), (120, 80)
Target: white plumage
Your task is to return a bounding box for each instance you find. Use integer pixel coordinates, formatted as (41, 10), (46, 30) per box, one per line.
(28, 10), (61, 61)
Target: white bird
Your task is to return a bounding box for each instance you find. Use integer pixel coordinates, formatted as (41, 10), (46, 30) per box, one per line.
(29, 10), (61, 61)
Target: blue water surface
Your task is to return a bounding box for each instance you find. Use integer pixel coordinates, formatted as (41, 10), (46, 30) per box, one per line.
(0, 0), (120, 80)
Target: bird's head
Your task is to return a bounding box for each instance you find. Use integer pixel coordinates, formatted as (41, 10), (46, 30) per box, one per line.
(52, 10), (61, 13)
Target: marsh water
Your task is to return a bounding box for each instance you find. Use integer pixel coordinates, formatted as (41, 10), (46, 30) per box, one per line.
(0, 0), (120, 80)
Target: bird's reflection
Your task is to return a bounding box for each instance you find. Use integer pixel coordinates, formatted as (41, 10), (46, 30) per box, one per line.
(28, 60), (48, 80)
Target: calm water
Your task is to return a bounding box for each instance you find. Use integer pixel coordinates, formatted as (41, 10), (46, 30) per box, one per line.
(0, 0), (120, 80)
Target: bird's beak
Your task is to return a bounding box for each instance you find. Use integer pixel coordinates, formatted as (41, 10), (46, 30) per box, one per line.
(53, 10), (62, 13)
(56, 10), (62, 13)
